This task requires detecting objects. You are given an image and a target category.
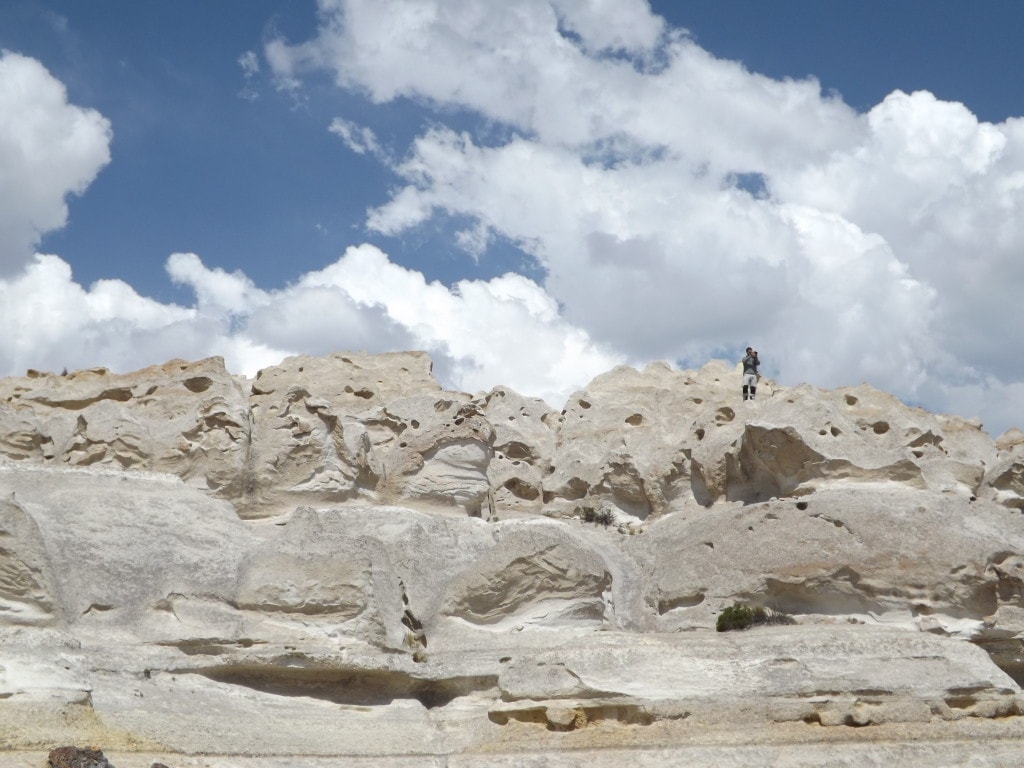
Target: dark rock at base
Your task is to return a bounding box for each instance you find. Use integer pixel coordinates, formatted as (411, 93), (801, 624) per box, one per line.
(47, 746), (114, 768)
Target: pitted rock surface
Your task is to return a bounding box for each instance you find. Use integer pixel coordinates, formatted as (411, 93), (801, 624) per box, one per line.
(1, 351), (1024, 766)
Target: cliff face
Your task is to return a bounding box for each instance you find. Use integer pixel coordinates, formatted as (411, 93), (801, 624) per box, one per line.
(1, 352), (1024, 765)
(2, 352), (1019, 519)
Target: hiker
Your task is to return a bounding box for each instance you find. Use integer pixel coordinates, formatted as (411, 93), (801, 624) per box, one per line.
(741, 347), (760, 401)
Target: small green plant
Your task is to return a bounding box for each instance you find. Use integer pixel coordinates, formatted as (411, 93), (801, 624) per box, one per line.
(581, 506), (614, 527)
(717, 603), (756, 631)
(716, 602), (795, 632)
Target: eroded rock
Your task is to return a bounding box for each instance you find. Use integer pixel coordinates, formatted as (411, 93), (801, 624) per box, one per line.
(47, 746), (113, 768)
(0, 352), (1022, 764)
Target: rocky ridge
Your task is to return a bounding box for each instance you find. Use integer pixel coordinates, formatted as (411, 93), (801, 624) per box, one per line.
(1, 351), (1023, 766)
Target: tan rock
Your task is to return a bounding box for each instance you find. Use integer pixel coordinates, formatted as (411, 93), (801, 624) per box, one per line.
(0, 351), (1022, 763)
(0, 357), (251, 499)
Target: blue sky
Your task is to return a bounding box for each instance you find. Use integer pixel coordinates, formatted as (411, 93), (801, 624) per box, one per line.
(1, 0), (1023, 435)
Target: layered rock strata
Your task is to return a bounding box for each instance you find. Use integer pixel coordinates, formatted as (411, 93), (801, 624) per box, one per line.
(0, 352), (1023, 765)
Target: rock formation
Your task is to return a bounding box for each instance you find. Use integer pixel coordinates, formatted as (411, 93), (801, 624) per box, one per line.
(1, 351), (1023, 766)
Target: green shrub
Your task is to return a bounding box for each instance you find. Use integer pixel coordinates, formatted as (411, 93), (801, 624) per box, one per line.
(717, 603), (756, 631)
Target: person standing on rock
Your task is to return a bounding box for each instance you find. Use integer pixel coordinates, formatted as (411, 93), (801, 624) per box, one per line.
(742, 347), (760, 401)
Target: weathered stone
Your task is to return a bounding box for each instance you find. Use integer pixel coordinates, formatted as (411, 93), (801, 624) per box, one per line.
(47, 746), (113, 768)
(479, 386), (558, 516)
(0, 351), (1022, 765)
(0, 357), (251, 500)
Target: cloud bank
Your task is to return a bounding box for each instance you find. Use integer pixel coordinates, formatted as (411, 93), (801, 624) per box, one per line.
(2, 2), (1024, 435)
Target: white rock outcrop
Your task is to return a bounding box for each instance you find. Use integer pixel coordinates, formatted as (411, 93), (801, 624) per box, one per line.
(1, 351), (1023, 766)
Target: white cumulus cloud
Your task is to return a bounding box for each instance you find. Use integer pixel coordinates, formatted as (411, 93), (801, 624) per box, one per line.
(2, 4), (1024, 438)
(0, 51), (111, 274)
(265, 0), (1024, 435)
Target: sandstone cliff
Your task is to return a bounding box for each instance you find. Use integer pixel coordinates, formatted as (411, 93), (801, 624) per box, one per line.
(1, 352), (1023, 766)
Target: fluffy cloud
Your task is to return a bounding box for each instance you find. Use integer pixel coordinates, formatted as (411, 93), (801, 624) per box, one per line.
(270, 0), (858, 164)
(0, 254), (195, 374)
(775, 91), (1024, 377)
(0, 247), (619, 407)
(260, 244), (622, 401)
(3, 3), (1024, 437)
(0, 51), (111, 274)
(264, 0), (1024, 434)
(0, 46), (614, 408)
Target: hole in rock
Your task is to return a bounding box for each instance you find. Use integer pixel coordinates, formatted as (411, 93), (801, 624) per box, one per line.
(401, 609), (423, 634)
(163, 641), (260, 656)
(559, 477), (589, 501)
(796, 501), (809, 510)
(625, 414), (643, 426)
(503, 478), (540, 500)
(830, 426), (841, 436)
(945, 695), (981, 710)
(844, 395), (858, 406)
(872, 422), (889, 435)
(657, 593), (706, 614)
(501, 441), (533, 460)
(760, 572), (887, 617)
(578, 399), (592, 409)
(195, 665), (497, 709)
(695, 428), (705, 440)
(977, 641), (1024, 686)
(87, 387), (134, 404)
(183, 377), (213, 393)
